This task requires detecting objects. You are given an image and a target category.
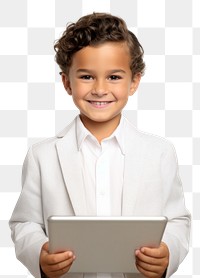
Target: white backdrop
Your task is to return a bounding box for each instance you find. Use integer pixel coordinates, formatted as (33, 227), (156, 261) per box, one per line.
(0, 0), (199, 277)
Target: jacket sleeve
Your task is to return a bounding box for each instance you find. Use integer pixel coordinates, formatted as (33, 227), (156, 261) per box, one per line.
(9, 146), (48, 278)
(161, 142), (191, 277)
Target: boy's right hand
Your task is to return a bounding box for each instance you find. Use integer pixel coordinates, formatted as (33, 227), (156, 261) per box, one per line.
(40, 242), (75, 278)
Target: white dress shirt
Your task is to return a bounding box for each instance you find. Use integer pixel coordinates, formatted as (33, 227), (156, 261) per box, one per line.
(76, 116), (125, 278)
(76, 115), (125, 217)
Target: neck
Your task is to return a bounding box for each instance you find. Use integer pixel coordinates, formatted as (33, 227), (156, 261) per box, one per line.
(80, 114), (121, 143)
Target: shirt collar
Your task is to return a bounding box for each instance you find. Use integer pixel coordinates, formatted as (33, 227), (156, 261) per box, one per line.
(111, 116), (125, 155)
(76, 115), (91, 151)
(76, 115), (125, 155)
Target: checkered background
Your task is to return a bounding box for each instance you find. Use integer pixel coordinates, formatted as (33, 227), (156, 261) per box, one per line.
(0, 0), (199, 277)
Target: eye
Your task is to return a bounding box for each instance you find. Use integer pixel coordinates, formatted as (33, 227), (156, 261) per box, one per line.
(108, 75), (122, 81)
(80, 75), (93, 80)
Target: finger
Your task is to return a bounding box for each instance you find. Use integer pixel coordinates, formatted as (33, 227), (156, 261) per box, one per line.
(40, 241), (75, 265)
(139, 242), (169, 259)
(136, 263), (158, 278)
(49, 263), (73, 278)
(135, 248), (168, 278)
(135, 255), (163, 272)
(42, 254), (75, 278)
(47, 255), (75, 272)
(45, 251), (75, 265)
(135, 249), (163, 266)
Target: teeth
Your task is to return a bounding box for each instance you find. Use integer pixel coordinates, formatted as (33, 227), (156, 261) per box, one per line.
(90, 101), (110, 105)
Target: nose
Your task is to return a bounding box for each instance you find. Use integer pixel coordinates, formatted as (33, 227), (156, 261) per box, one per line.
(91, 79), (108, 97)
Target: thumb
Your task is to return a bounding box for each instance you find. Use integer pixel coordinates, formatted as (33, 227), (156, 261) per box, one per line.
(42, 242), (49, 253)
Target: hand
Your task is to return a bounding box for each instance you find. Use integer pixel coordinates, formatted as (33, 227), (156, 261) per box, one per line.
(40, 242), (76, 278)
(135, 242), (169, 278)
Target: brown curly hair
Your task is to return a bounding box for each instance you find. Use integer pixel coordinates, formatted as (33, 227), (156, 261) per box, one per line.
(54, 13), (145, 77)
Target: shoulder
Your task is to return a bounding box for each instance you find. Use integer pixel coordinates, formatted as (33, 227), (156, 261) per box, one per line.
(29, 118), (76, 156)
(123, 117), (175, 154)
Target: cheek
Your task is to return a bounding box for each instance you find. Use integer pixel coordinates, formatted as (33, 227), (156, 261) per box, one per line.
(114, 85), (131, 99)
(71, 82), (91, 95)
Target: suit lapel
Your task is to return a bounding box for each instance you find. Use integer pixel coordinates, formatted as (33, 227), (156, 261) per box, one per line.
(122, 126), (146, 216)
(55, 120), (88, 216)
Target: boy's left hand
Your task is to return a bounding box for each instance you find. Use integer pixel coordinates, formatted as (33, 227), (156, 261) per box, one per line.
(135, 241), (169, 278)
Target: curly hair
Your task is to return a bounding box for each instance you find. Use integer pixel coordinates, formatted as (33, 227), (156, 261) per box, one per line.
(54, 13), (145, 77)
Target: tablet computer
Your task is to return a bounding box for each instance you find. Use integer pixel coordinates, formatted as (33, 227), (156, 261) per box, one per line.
(48, 216), (167, 273)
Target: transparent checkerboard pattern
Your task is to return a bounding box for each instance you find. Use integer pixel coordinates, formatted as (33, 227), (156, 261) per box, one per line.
(0, 0), (199, 277)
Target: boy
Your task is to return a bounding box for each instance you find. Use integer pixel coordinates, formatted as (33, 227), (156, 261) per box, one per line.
(10, 13), (190, 278)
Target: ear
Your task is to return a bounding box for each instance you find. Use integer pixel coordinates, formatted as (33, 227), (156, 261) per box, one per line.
(129, 73), (141, 96)
(61, 73), (72, 95)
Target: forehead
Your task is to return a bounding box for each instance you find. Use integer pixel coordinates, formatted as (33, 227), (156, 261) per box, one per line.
(70, 42), (131, 71)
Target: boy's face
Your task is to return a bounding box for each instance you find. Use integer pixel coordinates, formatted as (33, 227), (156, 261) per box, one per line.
(62, 42), (140, 131)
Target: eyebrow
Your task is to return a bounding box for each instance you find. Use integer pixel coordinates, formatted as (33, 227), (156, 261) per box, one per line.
(76, 69), (126, 74)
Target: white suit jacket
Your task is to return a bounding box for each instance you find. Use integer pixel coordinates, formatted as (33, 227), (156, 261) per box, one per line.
(9, 117), (190, 278)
